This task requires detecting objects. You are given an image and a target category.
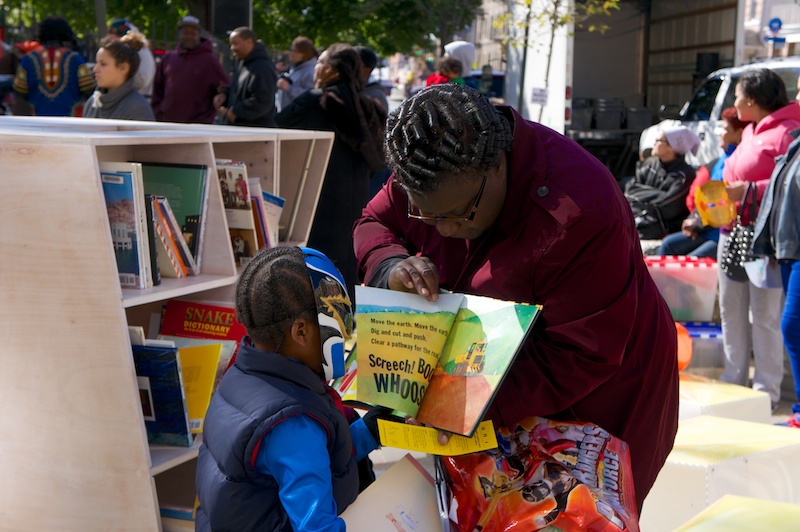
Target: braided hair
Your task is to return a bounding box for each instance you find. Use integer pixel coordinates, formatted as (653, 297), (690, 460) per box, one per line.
(385, 84), (513, 194)
(235, 246), (316, 351)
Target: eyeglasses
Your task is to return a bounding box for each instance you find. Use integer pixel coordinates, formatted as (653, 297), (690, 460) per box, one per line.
(407, 172), (488, 223)
(654, 137), (668, 145)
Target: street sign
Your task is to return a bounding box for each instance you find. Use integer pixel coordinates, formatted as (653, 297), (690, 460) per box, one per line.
(769, 17), (782, 35)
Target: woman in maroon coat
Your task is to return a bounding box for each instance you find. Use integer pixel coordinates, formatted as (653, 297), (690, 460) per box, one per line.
(353, 84), (678, 508)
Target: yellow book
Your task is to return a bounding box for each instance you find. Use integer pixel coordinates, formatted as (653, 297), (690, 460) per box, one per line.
(177, 344), (222, 434)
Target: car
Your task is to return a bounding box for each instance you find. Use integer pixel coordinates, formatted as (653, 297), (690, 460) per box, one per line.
(639, 57), (800, 166)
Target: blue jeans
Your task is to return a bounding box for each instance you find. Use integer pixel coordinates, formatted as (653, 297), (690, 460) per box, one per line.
(658, 231), (718, 258)
(781, 260), (800, 411)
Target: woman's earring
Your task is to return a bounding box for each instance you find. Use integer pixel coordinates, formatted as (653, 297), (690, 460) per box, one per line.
(747, 101), (752, 107)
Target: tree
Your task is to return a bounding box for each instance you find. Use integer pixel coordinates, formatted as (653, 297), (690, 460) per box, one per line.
(499, 0), (620, 120)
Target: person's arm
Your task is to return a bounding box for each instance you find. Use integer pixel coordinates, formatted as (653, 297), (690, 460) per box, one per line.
(275, 90), (318, 129)
(256, 415), (345, 532)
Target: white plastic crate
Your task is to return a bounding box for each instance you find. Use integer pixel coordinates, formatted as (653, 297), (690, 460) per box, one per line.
(646, 257), (719, 322)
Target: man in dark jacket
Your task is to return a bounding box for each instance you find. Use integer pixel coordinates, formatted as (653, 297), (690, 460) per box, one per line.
(151, 16), (229, 123)
(215, 27), (277, 127)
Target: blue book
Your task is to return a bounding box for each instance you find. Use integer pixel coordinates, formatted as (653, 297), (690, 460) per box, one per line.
(132, 343), (193, 447)
(100, 171), (147, 289)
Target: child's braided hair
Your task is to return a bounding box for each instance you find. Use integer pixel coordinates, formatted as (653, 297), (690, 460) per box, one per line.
(235, 246), (316, 350)
(385, 84), (513, 194)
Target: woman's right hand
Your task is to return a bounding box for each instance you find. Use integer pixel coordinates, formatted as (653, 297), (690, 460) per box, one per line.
(681, 217), (701, 239)
(387, 256), (440, 301)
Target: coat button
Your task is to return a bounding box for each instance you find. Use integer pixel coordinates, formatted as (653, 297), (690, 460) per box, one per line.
(537, 186), (549, 197)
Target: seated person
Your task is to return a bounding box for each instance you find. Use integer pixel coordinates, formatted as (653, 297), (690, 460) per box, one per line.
(624, 126), (701, 240)
(425, 56), (463, 86)
(658, 107), (747, 257)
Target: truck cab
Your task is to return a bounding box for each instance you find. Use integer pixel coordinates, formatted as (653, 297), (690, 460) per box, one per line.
(639, 57), (800, 166)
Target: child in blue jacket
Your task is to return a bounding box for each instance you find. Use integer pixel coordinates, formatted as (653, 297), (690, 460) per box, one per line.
(196, 246), (396, 531)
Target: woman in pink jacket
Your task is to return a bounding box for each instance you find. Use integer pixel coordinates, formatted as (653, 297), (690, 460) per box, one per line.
(718, 68), (800, 409)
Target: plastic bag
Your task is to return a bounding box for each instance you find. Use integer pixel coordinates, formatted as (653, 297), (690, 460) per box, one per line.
(695, 181), (736, 228)
(440, 417), (639, 532)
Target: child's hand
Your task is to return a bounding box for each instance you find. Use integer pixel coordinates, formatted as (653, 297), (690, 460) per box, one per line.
(363, 406), (404, 445)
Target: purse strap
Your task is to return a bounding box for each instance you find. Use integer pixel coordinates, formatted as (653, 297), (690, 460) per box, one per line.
(738, 181), (758, 220)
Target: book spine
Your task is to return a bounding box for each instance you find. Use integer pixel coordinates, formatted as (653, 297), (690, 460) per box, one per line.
(153, 198), (188, 277)
(157, 197), (199, 275)
(144, 195), (162, 286)
(134, 176), (153, 289)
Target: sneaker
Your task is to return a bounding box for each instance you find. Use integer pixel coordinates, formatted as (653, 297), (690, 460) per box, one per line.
(782, 412), (800, 428)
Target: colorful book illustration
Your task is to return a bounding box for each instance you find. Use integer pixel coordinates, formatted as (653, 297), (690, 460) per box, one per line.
(215, 159), (259, 266)
(175, 343), (222, 434)
(340, 453), (439, 531)
(355, 286), (541, 437)
(132, 343), (193, 447)
(140, 162), (208, 271)
(154, 196), (198, 275)
(99, 164), (151, 289)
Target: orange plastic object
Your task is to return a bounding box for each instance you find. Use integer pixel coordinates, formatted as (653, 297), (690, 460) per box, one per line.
(695, 181), (736, 228)
(676, 322), (693, 371)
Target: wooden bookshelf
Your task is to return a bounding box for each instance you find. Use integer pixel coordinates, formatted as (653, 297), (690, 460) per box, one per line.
(0, 117), (333, 530)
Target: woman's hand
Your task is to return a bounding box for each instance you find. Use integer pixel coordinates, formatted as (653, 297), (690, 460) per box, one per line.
(387, 256), (440, 301)
(725, 181), (748, 202)
(681, 217), (702, 238)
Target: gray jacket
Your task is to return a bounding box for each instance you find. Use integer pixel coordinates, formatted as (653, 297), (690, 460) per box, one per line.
(753, 131), (800, 261)
(82, 78), (155, 121)
(277, 57), (316, 111)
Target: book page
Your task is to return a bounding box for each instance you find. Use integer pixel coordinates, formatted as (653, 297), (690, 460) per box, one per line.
(355, 286), (463, 417)
(416, 295), (541, 436)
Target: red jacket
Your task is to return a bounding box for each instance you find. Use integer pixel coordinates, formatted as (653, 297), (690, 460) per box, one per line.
(354, 107), (678, 504)
(151, 39), (229, 124)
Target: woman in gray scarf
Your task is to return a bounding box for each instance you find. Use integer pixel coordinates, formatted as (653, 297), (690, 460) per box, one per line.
(83, 32), (154, 121)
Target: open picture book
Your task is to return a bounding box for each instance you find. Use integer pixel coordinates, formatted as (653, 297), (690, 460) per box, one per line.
(353, 286), (541, 437)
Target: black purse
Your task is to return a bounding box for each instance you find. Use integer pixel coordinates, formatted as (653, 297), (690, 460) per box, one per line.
(720, 182), (757, 282)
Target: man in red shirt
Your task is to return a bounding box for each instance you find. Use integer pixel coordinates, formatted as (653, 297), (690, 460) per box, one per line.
(354, 84), (679, 508)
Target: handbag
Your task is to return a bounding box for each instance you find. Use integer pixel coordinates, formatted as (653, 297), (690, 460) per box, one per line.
(720, 182), (757, 282)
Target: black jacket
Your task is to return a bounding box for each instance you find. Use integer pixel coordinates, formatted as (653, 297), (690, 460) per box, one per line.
(224, 42), (277, 127)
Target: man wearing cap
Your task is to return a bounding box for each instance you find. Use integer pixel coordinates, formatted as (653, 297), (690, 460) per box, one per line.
(107, 18), (155, 100)
(214, 27), (277, 127)
(151, 15), (229, 123)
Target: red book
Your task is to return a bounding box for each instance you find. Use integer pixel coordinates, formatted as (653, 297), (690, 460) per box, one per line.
(160, 300), (246, 343)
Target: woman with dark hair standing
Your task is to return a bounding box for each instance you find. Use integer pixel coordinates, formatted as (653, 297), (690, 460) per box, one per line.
(83, 33), (154, 121)
(276, 43), (385, 295)
(718, 68), (800, 408)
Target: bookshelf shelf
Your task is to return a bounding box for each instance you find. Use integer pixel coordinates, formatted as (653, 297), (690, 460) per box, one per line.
(0, 116), (333, 530)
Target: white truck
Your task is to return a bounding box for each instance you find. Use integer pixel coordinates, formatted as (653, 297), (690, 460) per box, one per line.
(639, 57), (800, 166)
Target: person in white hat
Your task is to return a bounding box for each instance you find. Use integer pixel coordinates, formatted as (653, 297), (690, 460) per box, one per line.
(623, 125), (701, 239)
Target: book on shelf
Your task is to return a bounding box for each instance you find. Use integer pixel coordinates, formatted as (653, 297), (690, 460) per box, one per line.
(261, 190), (284, 246)
(158, 335), (235, 400)
(175, 343), (222, 434)
(151, 195), (188, 278)
(98, 162), (153, 289)
(132, 341), (193, 447)
(247, 177), (272, 249)
(353, 286), (541, 437)
(139, 162), (208, 272)
(215, 159), (259, 267)
(143, 194), (161, 286)
(154, 196), (198, 275)
(340, 453), (439, 530)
